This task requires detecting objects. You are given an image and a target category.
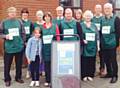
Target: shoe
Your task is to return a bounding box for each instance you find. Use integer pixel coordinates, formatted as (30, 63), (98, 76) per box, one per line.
(5, 81), (11, 87)
(110, 77), (118, 83)
(35, 81), (40, 87)
(29, 81), (35, 87)
(100, 74), (112, 78)
(44, 82), (49, 87)
(87, 77), (93, 81)
(15, 79), (24, 83)
(83, 77), (87, 81)
(26, 71), (30, 79)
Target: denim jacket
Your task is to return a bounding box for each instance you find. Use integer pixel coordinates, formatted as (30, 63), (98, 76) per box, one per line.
(25, 36), (42, 61)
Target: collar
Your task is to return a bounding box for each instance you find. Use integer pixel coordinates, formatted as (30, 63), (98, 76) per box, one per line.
(105, 13), (113, 19)
(94, 13), (102, 18)
(57, 16), (64, 20)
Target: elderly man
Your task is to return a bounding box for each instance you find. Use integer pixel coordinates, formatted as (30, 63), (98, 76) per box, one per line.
(59, 8), (78, 40)
(92, 4), (105, 76)
(100, 3), (120, 83)
(0, 7), (25, 86)
(53, 6), (64, 27)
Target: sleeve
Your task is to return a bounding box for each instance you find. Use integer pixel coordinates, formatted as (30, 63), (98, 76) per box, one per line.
(19, 19), (26, 43)
(25, 38), (31, 60)
(30, 21), (34, 35)
(0, 21), (6, 39)
(76, 22), (84, 45)
(115, 16), (120, 47)
(56, 24), (60, 41)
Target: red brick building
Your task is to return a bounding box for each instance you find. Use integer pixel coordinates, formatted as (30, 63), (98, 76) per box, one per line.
(0, 0), (119, 56)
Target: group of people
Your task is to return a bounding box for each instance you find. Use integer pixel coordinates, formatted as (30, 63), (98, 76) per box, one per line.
(0, 2), (119, 87)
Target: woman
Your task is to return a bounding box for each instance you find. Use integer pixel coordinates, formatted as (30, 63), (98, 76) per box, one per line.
(41, 12), (60, 87)
(34, 10), (44, 29)
(75, 9), (83, 22)
(81, 10), (99, 81)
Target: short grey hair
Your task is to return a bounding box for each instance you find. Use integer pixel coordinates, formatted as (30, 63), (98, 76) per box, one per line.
(36, 10), (44, 17)
(104, 3), (113, 9)
(83, 10), (93, 19)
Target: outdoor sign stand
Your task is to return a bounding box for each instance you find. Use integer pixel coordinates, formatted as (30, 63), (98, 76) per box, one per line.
(51, 34), (81, 88)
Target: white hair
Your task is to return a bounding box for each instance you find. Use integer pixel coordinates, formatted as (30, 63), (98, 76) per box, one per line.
(36, 10), (44, 17)
(83, 10), (93, 19)
(95, 4), (102, 9)
(104, 3), (113, 8)
(56, 6), (64, 11)
(65, 8), (72, 13)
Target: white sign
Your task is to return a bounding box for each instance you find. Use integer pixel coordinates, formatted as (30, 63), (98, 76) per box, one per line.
(64, 29), (74, 37)
(95, 23), (100, 31)
(43, 35), (53, 44)
(102, 26), (111, 34)
(85, 33), (95, 41)
(24, 26), (30, 34)
(8, 28), (19, 36)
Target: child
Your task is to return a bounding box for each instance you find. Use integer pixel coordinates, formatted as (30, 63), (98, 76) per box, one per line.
(25, 27), (42, 87)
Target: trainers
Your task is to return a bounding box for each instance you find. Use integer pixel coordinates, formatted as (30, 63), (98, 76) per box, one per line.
(88, 77), (93, 81)
(35, 81), (40, 87)
(44, 82), (49, 87)
(83, 77), (87, 81)
(26, 71), (30, 79)
(29, 81), (35, 87)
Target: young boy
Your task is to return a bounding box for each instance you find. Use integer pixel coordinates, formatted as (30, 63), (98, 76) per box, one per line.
(25, 27), (42, 87)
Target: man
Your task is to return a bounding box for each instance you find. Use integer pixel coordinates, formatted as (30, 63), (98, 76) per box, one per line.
(59, 8), (78, 40)
(92, 4), (105, 76)
(100, 3), (120, 83)
(0, 7), (26, 87)
(53, 6), (64, 27)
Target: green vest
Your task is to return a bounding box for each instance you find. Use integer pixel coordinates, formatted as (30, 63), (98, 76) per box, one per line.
(41, 23), (56, 61)
(60, 19), (78, 40)
(101, 16), (116, 49)
(81, 22), (97, 57)
(34, 22), (42, 30)
(3, 19), (24, 53)
(52, 18), (64, 27)
(22, 20), (32, 41)
(92, 16), (102, 31)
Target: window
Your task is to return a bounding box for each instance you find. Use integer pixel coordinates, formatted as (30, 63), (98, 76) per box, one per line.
(59, 0), (80, 7)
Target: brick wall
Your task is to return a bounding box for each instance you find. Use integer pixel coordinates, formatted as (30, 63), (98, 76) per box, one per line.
(82, 0), (108, 12)
(0, 0), (59, 56)
(0, 0), (59, 21)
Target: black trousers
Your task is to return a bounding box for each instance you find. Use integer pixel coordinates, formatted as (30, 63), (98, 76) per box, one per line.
(81, 56), (96, 79)
(30, 55), (40, 81)
(44, 61), (51, 83)
(4, 51), (23, 82)
(99, 51), (105, 70)
(102, 48), (118, 77)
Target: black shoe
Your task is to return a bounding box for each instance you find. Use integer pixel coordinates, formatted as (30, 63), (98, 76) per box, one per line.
(5, 81), (11, 87)
(110, 77), (118, 83)
(100, 74), (112, 78)
(15, 79), (24, 83)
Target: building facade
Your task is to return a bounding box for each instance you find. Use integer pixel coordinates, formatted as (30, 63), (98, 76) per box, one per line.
(0, 0), (119, 56)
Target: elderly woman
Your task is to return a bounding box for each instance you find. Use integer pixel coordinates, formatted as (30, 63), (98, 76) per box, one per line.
(81, 10), (99, 81)
(34, 10), (44, 29)
(41, 12), (60, 87)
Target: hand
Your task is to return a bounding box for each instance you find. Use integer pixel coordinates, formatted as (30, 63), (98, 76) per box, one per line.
(5, 35), (10, 40)
(83, 40), (88, 44)
(27, 59), (31, 64)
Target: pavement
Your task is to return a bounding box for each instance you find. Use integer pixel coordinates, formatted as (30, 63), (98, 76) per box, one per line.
(0, 51), (120, 88)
